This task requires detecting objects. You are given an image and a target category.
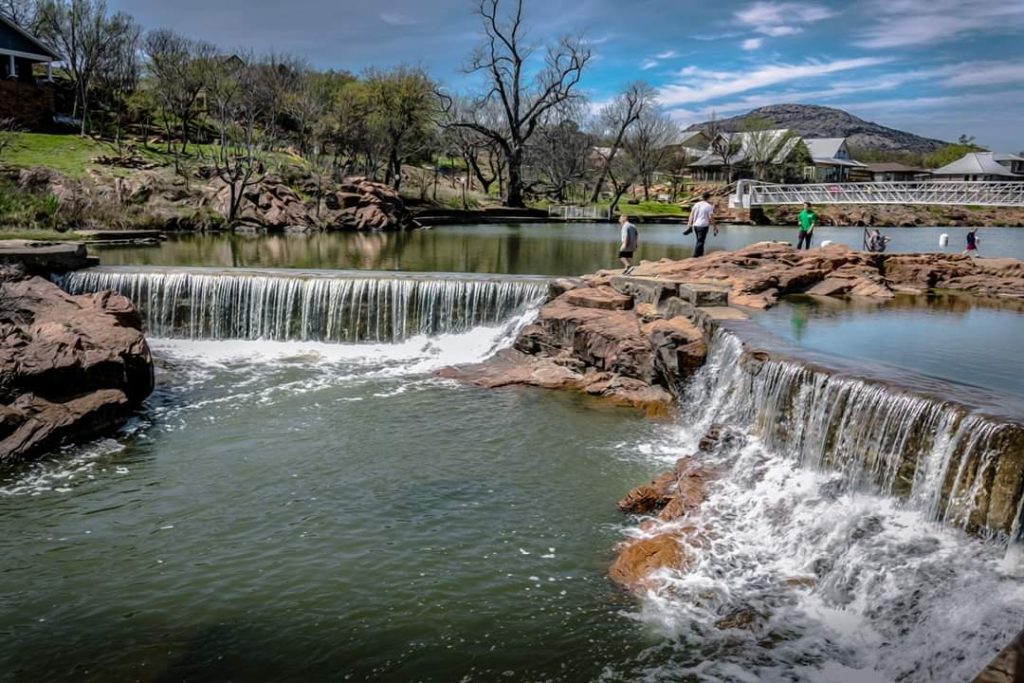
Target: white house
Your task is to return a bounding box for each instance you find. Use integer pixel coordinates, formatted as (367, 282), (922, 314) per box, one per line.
(689, 129), (804, 182)
(802, 137), (866, 182)
(931, 152), (1022, 181)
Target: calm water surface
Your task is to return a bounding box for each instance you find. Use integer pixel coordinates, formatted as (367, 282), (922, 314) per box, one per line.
(0, 332), (670, 681)
(93, 223), (1024, 275)
(754, 294), (1024, 399)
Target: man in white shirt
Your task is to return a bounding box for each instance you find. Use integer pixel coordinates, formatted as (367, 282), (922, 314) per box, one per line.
(618, 214), (639, 274)
(687, 192), (718, 258)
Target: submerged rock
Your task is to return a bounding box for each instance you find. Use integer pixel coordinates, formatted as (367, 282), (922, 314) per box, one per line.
(611, 450), (715, 592)
(0, 268), (154, 463)
(608, 532), (690, 591)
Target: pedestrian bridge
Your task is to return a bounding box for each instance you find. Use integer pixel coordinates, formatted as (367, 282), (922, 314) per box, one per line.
(730, 180), (1024, 208)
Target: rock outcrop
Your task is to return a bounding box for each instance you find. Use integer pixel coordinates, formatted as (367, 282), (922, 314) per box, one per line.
(7, 165), (416, 233)
(440, 243), (1024, 412)
(0, 267), (154, 463)
(210, 175), (415, 232)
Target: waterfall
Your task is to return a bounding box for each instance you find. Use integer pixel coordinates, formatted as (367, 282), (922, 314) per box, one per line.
(680, 328), (1024, 539)
(622, 327), (1024, 681)
(61, 267), (548, 344)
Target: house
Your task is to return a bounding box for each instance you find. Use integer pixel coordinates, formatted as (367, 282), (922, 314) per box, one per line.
(931, 152), (1022, 181)
(0, 13), (59, 128)
(993, 153), (1024, 175)
(689, 129), (805, 182)
(853, 162), (931, 182)
(802, 137), (866, 182)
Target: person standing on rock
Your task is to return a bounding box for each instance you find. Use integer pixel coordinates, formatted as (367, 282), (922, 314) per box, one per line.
(618, 214), (639, 275)
(797, 202), (817, 250)
(963, 228), (980, 257)
(686, 192), (717, 258)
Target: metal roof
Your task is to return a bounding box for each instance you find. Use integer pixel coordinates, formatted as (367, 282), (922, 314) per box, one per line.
(932, 152), (1021, 177)
(804, 138), (845, 160)
(690, 129), (801, 167)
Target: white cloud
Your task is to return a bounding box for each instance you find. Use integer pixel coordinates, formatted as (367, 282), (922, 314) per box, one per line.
(657, 57), (893, 106)
(943, 62), (1024, 88)
(742, 38), (764, 50)
(735, 1), (835, 36)
(856, 0), (1024, 48)
(657, 50), (678, 60)
(640, 58), (660, 70)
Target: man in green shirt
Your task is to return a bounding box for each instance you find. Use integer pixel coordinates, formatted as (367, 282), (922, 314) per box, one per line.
(797, 202), (816, 250)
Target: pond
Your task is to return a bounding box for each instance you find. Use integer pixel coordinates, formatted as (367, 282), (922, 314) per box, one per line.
(92, 223), (1024, 276)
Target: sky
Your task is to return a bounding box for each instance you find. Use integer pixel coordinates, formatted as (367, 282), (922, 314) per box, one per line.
(107, 0), (1024, 150)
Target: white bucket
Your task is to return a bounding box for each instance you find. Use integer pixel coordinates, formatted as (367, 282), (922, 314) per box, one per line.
(939, 233), (949, 247)
(820, 240), (833, 248)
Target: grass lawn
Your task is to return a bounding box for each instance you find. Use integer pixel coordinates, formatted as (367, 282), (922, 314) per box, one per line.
(1, 132), (298, 178)
(597, 200), (686, 217)
(2, 133), (116, 177)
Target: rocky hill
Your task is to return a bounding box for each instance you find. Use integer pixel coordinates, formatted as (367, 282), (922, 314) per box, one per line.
(687, 104), (948, 153)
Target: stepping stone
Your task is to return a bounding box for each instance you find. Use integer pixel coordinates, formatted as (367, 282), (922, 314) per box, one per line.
(610, 276), (679, 305)
(676, 283), (730, 307)
(563, 285), (633, 310)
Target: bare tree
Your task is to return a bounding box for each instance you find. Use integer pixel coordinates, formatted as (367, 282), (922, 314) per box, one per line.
(94, 13), (140, 153)
(589, 82), (654, 203)
(0, 0), (37, 26)
(624, 108), (678, 200)
(208, 59), (270, 225)
(36, 0), (135, 135)
(281, 69), (332, 158)
(528, 101), (592, 202)
(452, 0), (591, 207)
(143, 29), (216, 168)
(741, 115), (800, 181)
(443, 95), (506, 196)
(704, 112), (741, 182)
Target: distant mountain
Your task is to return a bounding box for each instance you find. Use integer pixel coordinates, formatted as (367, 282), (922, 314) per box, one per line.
(686, 104), (948, 153)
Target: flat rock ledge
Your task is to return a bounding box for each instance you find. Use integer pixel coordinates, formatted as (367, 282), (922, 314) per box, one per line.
(0, 266), (154, 463)
(438, 242), (1024, 411)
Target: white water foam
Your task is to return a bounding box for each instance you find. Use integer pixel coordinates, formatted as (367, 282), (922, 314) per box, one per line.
(613, 331), (1024, 682)
(150, 305), (535, 375)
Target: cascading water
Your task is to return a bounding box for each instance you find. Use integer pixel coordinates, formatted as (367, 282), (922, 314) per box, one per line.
(618, 327), (1024, 682)
(61, 267), (548, 343)
(676, 328), (1024, 537)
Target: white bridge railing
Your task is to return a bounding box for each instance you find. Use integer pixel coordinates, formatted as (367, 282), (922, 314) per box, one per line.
(548, 204), (612, 220)
(731, 180), (1024, 208)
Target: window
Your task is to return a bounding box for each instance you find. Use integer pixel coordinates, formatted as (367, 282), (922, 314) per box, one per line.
(803, 165), (817, 181)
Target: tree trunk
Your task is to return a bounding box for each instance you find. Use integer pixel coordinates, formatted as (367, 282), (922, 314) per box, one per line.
(505, 147), (524, 208)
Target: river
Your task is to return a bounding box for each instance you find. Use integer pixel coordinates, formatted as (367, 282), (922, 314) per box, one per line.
(3, 226), (1024, 681)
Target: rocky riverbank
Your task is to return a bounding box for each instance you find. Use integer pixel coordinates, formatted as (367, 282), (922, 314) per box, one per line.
(759, 203), (1024, 228)
(4, 164), (415, 233)
(0, 265), (154, 463)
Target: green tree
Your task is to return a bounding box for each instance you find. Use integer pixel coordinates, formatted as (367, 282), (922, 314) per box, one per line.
(362, 65), (440, 190)
(924, 142), (987, 169)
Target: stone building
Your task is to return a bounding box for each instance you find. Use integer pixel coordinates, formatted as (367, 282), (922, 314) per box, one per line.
(0, 13), (59, 129)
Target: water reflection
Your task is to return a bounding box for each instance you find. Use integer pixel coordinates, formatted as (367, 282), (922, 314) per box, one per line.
(93, 223), (1024, 276)
(756, 293), (1024, 398)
